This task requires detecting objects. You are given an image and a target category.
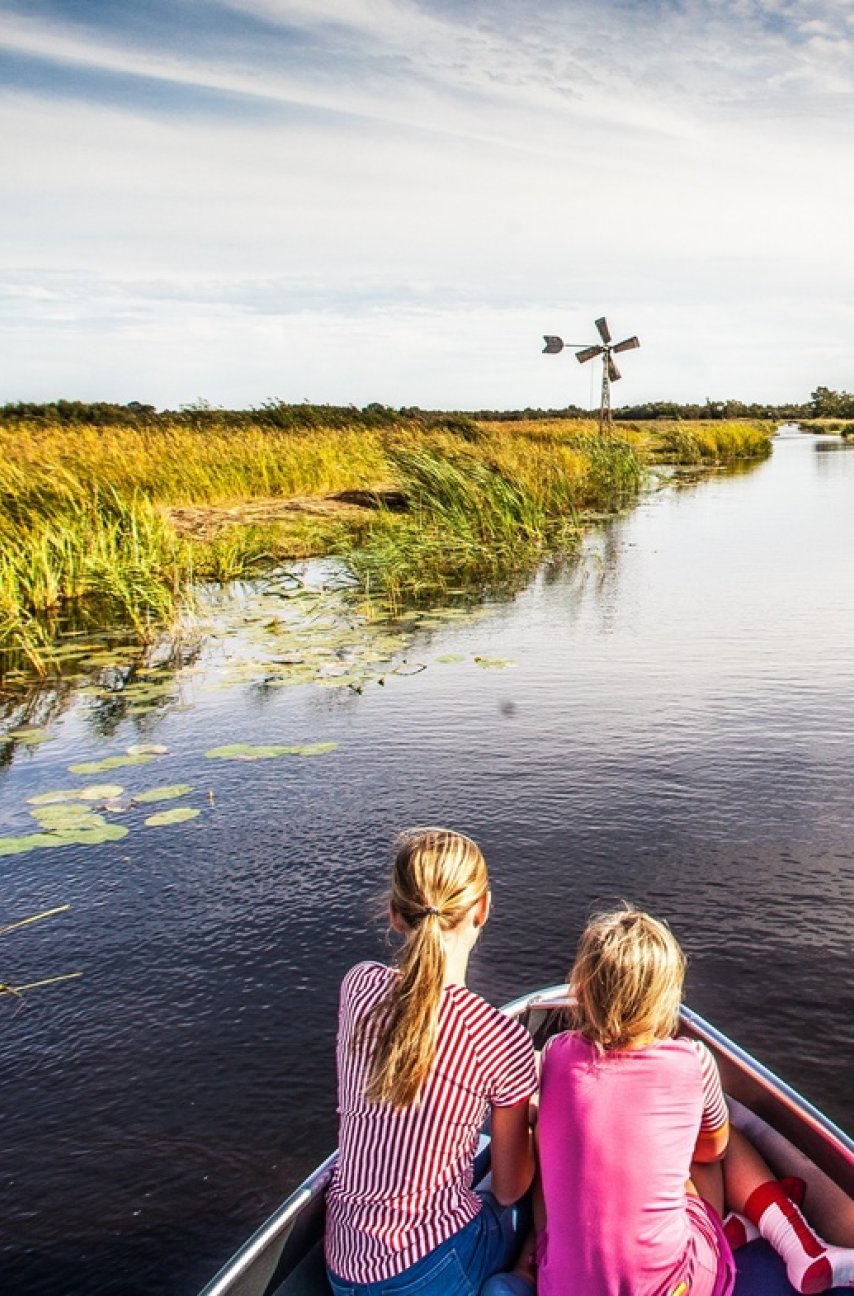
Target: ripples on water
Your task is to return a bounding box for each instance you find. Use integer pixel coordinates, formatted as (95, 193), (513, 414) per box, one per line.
(1, 432), (852, 1294)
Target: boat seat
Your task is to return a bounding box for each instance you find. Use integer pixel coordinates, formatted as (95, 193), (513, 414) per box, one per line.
(267, 1232), (854, 1296)
(734, 1239), (850, 1295)
(271, 1239), (332, 1296)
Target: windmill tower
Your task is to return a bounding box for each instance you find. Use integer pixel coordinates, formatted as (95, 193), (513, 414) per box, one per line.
(543, 316), (640, 430)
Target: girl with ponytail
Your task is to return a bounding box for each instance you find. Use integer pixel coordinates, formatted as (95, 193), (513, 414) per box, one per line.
(325, 828), (537, 1296)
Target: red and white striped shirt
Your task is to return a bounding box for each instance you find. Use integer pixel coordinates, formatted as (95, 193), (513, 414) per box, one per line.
(325, 962), (538, 1283)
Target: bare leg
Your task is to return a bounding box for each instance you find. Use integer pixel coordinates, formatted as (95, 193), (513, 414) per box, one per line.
(720, 1126), (779, 1213)
(508, 1226), (537, 1286)
(716, 1128), (854, 1294)
(689, 1160), (725, 1217)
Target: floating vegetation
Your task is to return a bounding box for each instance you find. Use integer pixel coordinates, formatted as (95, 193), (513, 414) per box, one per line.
(473, 656), (516, 669)
(133, 783), (193, 804)
(7, 726), (54, 745)
(1, 904), (82, 1005)
(0, 833), (67, 857)
(68, 753), (157, 775)
(144, 807), (200, 827)
(0, 971), (83, 1001)
(27, 783), (125, 805)
(435, 654), (465, 664)
(0, 904), (70, 938)
(30, 805), (105, 831)
(204, 741), (339, 761)
(126, 743), (169, 756)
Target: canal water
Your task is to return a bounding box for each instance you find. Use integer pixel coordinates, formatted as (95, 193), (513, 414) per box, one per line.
(1, 431), (852, 1295)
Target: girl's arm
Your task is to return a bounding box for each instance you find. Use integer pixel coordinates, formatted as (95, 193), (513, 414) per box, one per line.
(532, 1124), (546, 1234)
(691, 1040), (730, 1163)
(692, 1122), (730, 1162)
(489, 1097), (536, 1205)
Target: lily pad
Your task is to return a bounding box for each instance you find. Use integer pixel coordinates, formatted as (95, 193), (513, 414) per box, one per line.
(78, 783), (127, 802)
(205, 742), (338, 761)
(0, 832), (63, 857)
(126, 743), (169, 756)
(27, 784), (125, 806)
(0, 821), (128, 856)
(50, 822), (129, 846)
(7, 727), (54, 745)
(473, 656), (516, 670)
(133, 784), (192, 804)
(30, 806), (104, 831)
(435, 654), (465, 664)
(68, 754), (157, 775)
(205, 743), (290, 760)
(144, 807), (200, 827)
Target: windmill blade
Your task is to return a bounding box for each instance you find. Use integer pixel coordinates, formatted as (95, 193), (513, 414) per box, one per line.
(608, 357), (622, 382)
(613, 335), (640, 354)
(595, 316), (612, 344)
(575, 345), (603, 364)
(542, 335), (564, 354)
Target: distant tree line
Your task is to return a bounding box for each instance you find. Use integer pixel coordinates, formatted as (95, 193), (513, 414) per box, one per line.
(0, 398), (480, 436)
(1, 388), (852, 427)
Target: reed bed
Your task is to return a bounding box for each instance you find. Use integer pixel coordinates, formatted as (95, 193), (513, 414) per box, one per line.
(0, 413), (773, 673)
(618, 419), (774, 465)
(345, 423), (642, 607)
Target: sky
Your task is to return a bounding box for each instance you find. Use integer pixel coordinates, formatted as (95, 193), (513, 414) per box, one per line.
(1, 0), (853, 411)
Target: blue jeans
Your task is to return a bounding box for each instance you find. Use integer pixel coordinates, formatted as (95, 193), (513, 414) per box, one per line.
(327, 1193), (525, 1296)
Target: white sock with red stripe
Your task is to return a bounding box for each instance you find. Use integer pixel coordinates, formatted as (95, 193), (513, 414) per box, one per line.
(724, 1177), (806, 1251)
(744, 1181), (854, 1293)
(723, 1212), (759, 1249)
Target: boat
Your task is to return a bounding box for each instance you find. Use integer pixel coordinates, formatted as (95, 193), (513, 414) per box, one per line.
(198, 985), (854, 1296)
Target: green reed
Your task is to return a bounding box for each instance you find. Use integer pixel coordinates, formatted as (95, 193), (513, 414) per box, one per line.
(618, 419), (774, 465)
(0, 413), (772, 674)
(342, 429), (644, 608)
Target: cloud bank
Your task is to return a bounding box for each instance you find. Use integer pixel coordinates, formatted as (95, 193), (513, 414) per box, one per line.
(1, 0), (853, 407)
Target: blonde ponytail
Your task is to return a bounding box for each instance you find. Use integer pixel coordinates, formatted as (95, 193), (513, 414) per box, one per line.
(360, 827), (488, 1109)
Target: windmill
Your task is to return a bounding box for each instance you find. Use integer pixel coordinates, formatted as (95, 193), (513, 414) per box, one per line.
(543, 317), (640, 430)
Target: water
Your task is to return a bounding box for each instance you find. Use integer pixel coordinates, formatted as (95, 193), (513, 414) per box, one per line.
(1, 431), (852, 1295)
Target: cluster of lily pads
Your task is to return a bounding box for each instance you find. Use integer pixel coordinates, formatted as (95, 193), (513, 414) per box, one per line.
(195, 576), (509, 696)
(0, 737), (342, 858)
(0, 573), (521, 860)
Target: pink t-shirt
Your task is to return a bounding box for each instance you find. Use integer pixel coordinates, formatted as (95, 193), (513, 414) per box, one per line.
(537, 1030), (728, 1296)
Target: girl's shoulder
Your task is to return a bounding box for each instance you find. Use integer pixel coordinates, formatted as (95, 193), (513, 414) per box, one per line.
(677, 1035), (720, 1075)
(541, 1032), (704, 1066)
(444, 983), (534, 1048)
(340, 960), (392, 1002)
(541, 1026), (588, 1067)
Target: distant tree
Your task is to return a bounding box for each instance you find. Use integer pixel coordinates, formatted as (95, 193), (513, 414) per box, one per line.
(810, 386), (854, 418)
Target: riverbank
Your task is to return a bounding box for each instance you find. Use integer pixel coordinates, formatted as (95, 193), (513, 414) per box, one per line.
(0, 411), (773, 675)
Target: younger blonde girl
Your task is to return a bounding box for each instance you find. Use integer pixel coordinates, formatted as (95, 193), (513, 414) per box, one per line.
(529, 907), (854, 1296)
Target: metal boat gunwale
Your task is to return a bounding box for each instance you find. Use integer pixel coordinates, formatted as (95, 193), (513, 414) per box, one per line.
(199, 1154), (337, 1296)
(198, 986), (854, 1296)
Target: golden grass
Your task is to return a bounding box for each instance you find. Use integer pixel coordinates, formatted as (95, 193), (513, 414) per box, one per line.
(0, 414), (775, 673)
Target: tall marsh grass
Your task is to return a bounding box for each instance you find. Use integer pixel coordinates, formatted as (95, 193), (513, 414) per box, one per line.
(618, 419), (774, 465)
(343, 424), (643, 607)
(0, 413), (773, 673)
(0, 419), (387, 672)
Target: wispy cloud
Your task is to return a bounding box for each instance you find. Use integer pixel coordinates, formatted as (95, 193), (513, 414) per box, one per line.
(1, 0), (853, 406)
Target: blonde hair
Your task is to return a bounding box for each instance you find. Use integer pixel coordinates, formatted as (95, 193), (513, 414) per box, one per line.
(569, 906), (686, 1051)
(360, 827), (489, 1109)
